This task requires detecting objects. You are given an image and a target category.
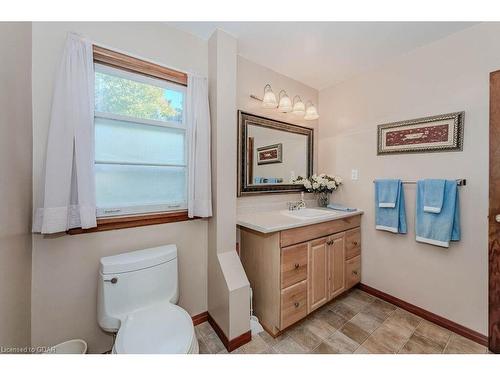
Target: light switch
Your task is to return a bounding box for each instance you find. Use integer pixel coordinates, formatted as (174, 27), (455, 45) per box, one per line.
(351, 169), (359, 180)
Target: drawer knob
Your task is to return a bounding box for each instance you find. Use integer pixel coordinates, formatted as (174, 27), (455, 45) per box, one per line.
(353, 241), (358, 246)
(352, 270), (358, 275)
(294, 263), (300, 270)
(327, 240), (334, 245)
(294, 302), (300, 308)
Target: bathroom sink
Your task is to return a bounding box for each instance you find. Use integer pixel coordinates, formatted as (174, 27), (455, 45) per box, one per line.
(281, 208), (336, 220)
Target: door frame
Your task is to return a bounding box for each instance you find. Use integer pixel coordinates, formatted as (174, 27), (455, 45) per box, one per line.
(489, 69), (500, 353)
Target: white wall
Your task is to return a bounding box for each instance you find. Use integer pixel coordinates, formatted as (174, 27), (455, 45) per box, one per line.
(319, 22), (500, 335)
(31, 22), (209, 353)
(237, 56), (319, 212)
(0, 22), (33, 351)
(207, 30), (250, 341)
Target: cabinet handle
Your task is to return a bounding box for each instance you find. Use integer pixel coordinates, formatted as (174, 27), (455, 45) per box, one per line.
(353, 241), (358, 246)
(294, 263), (300, 270)
(104, 277), (118, 284)
(294, 302), (300, 308)
(327, 240), (334, 245)
(352, 270), (358, 275)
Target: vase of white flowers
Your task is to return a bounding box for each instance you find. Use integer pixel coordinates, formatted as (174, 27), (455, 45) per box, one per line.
(293, 174), (343, 207)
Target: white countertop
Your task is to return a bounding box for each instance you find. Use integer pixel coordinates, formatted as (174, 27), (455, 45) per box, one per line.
(237, 208), (363, 234)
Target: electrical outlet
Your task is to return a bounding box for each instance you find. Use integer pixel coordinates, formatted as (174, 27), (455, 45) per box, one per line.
(351, 169), (359, 180)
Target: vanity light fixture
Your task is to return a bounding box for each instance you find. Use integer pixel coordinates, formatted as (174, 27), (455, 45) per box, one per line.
(292, 95), (306, 115)
(250, 85), (319, 120)
(261, 84), (278, 108)
(277, 90), (293, 113)
(304, 101), (320, 120)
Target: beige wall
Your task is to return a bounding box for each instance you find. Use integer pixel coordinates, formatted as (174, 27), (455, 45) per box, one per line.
(208, 30), (250, 340)
(318, 23), (500, 335)
(31, 22), (209, 354)
(0, 22), (33, 350)
(237, 56), (319, 211)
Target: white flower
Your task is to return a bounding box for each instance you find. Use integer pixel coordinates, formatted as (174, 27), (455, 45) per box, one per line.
(334, 176), (343, 184)
(312, 182), (320, 190)
(303, 180), (312, 189)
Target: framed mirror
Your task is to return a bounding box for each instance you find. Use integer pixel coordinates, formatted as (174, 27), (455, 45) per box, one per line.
(238, 111), (314, 196)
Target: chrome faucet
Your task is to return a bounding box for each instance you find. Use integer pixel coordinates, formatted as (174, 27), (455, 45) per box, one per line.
(287, 192), (306, 211)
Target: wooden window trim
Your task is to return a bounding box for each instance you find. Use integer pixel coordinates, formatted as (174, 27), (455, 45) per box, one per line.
(67, 210), (199, 235)
(93, 45), (188, 86)
(79, 47), (190, 234)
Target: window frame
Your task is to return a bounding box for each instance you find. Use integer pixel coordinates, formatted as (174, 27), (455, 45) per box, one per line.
(68, 46), (193, 234)
(94, 63), (188, 218)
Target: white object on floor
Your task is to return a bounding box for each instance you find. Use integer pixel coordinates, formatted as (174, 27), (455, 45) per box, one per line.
(46, 339), (87, 354)
(250, 315), (264, 336)
(97, 245), (198, 354)
(249, 288), (263, 336)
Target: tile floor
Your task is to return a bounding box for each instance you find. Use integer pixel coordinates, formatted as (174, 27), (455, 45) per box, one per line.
(194, 288), (489, 354)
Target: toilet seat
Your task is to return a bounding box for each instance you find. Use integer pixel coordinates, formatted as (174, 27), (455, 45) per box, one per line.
(114, 302), (198, 354)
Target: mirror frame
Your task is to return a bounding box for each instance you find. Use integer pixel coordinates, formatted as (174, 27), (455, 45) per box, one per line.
(237, 111), (314, 196)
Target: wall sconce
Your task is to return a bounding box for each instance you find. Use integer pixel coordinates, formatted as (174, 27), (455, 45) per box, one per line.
(262, 84), (277, 108)
(304, 101), (319, 120)
(277, 90), (292, 113)
(292, 95), (305, 115)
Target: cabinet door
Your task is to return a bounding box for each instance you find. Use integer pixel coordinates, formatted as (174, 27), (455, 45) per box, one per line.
(308, 237), (329, 312)
(328, 233), (345, 299)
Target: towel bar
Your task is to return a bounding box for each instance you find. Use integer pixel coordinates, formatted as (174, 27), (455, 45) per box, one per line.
(372, 179), (466, 186)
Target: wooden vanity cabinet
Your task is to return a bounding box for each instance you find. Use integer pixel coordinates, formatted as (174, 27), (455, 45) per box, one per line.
(308, 237), (329, 311)
(239, 214), (362, 336)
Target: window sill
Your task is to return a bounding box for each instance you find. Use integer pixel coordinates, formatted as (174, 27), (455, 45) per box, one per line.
(67, 210), (197, 235)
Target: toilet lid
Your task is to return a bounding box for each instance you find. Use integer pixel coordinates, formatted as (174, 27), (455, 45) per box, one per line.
(115, 302), (195, 354)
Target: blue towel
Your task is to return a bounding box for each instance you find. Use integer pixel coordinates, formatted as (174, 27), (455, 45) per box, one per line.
(416, 180), (460, 248)
(254, 177), (282, 184)
(375, 179), (407, 234)
(423, 179), (446, 213)
(327, 203), (357, 212)
(377, 179), (400, 208)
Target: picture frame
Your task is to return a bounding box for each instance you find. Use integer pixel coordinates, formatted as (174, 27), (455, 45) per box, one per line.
(256, 143), (283, 165)
(377, 111), (464, 155)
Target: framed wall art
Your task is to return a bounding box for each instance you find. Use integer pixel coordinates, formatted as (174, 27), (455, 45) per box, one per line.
(377, 111), (464, 155)
(256, 143), (283, 165)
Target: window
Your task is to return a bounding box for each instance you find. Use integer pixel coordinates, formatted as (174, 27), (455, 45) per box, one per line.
(94, 61), (187, 218)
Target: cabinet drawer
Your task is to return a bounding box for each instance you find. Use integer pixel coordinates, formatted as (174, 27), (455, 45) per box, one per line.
(345, 227), (361, 260)
(280, 214), (361, 247)
(345, 255), (361, 289)
(280, 280), (307, 329)
(281, 243), (308, 289)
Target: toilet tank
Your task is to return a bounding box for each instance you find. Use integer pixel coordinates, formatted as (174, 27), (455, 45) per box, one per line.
(97, 245), (179, 332)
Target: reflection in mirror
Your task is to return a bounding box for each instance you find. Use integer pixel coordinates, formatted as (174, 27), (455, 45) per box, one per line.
(247, 125), (308, 185)
(238, 112), (313, 196)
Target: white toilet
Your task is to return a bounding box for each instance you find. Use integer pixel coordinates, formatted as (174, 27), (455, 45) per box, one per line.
(97, 245), (199, 354)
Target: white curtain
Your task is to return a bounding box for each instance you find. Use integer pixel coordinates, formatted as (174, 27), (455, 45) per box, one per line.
(186, 74), (212, 218)
(33, 33), (96, 234)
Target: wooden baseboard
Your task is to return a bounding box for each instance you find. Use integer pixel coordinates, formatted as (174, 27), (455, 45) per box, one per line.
(192, 311), (208, 326)
(207, 313), (252, 352)
(358, 283), (488, 347)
